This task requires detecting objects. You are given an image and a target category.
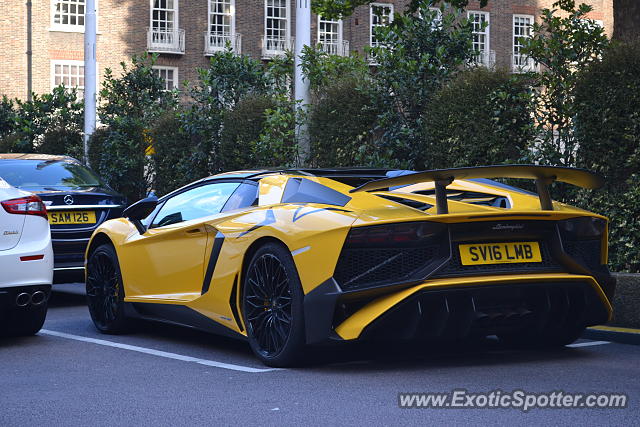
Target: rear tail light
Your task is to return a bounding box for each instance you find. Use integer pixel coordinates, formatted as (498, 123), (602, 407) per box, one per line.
(345, 222), (447, 248)
(559, 217), (606, 239)
(1, 195), (48, 219)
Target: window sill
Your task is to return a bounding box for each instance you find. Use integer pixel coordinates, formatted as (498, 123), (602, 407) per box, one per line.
(48, 27), (103, 34)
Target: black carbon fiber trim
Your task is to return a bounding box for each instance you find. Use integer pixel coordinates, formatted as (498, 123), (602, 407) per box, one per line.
(201, 232), (225, 295)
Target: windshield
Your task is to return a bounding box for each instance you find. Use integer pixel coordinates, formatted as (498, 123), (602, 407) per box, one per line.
(0, 160), (103, 189)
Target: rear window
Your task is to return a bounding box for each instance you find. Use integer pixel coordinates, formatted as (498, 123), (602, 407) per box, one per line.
(0, 160), (103, 189)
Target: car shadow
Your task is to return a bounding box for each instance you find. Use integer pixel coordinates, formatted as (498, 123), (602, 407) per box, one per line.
(44, 288), (602, 371)
(48, 288), (87, 308)
(307, 338), (599, 372)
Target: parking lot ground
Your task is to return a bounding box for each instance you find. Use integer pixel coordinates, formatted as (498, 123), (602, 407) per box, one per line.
(1, 285), (638, 426)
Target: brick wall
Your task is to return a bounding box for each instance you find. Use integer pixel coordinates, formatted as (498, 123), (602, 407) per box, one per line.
(0, 0), (615, 101)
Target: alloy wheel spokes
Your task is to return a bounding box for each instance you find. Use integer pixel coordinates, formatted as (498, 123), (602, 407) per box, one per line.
(87, 252), (119, 326)
(246, 254), (293, 356)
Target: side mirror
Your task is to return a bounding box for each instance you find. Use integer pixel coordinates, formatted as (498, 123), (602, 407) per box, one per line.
(123, 196), (158, 221)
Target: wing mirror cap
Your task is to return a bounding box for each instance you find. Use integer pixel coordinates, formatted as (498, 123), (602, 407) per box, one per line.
(123, 196), (158, 221)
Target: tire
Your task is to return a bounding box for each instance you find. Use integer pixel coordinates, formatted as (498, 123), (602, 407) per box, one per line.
(499, 324), (585, 348)
(242, 242), (306, 367)
(86, 243), (130, 334)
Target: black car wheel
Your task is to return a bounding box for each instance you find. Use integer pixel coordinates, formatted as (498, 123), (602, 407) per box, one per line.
(86, 244), (130, 334)
(242, 242), (306, 367)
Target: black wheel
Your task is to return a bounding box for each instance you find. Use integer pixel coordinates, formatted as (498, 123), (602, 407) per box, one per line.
(86, 243), (130, 334)
(242, 242), (306, 367)
(499, 324), (585, 348)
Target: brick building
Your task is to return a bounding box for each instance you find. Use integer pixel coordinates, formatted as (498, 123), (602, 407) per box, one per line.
(0, 0), (614, 100)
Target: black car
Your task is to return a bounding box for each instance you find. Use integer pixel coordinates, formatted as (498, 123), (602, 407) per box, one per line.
(0, 154), (126, 281)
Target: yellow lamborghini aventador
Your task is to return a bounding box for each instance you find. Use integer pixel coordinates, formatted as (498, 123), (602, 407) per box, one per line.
(84, 165), (615, 366)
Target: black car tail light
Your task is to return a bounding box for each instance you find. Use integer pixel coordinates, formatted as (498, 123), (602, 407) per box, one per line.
(559, 217), (606, 268)
(344, 222), (446, 248)
(334, 222), (447, 291)
(559, 217), (606, 239)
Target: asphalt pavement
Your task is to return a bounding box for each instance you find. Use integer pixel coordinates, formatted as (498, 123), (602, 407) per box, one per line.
(1, 283), (638, 426)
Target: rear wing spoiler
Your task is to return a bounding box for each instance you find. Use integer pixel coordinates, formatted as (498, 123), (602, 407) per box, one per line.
(350, 165), (604, 214)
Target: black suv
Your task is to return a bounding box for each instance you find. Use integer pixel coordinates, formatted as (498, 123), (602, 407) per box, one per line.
(0, 154), (126, 281)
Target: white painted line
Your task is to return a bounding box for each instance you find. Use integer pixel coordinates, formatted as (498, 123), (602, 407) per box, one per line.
(567, 340), (611, 348)
(40, 329), (281, 373)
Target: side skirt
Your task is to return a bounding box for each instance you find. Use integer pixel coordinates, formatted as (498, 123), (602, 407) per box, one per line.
(128, 302), (246, 341)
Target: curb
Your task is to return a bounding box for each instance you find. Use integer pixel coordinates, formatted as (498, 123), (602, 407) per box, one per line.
(582, 325), (640, 345)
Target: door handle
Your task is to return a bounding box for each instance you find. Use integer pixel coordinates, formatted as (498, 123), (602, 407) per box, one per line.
(185, 227), (205, 235)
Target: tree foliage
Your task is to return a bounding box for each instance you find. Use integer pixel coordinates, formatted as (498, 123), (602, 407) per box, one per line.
(312, 0), (486, 20)
(367, 2), (474, 168)
(421, 69), (535, 170)
(521, 0), (610, 168)
(0, 87), (83, 156)
(573, 41), (640, 272)
(95, 54), (176, 202)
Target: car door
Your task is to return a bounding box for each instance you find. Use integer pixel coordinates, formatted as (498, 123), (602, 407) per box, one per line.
(121, 181), (243, 300)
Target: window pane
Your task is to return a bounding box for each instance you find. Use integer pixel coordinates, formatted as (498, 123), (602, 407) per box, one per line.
(152, 183), (241, 228)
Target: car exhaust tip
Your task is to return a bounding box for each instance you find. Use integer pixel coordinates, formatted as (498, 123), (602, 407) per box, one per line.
(31, 290), (47, 306)
(16, 292), (31, 307)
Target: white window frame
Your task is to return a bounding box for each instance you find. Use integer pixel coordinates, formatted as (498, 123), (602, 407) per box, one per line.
(50, 60), (86, 95)
(208, 0), (235, 39)
(150, 0), (179, 32)
(370, 3), (394, 48)
(468, 11), (490, 56)
(317, 16), (343, 54)
(50, 0), (99, 33)
(152, 66), (179, 91)
(264, 0), (291, 55)
(513, 14), (535, 71)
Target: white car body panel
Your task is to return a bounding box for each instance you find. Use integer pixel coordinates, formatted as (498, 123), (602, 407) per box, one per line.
(0, 178), (53, 289)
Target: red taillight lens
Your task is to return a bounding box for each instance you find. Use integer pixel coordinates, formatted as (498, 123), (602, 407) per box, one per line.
(1, 195), (48, 219)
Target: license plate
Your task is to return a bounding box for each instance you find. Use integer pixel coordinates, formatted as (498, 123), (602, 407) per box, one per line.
(48, 211), (96, 225)
(459, 242), (542, 265)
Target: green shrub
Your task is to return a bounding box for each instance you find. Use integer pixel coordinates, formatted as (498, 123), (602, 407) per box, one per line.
(38, 127), (84, 159)
(308, 77), (380, 167)
(220, 95), (276, 171)
(420, 68), (535, 170)
(149, 110), (197, 197)
(96, 54), (176, 202)
(255, 94), (299, 168)
(573, 41), (640, 272)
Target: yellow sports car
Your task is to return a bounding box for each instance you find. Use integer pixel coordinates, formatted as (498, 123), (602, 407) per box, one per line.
(84, 165), (615, 366)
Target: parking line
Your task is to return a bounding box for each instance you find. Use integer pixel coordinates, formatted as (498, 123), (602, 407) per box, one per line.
(40, 329), (281, 373)
(566, 340), (611, 348)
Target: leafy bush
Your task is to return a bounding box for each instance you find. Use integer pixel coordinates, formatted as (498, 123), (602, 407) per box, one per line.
(522, 0), (610, 168)
(255, 94), (299, 168)
(308, 77), (380, 167)
(148, 110), (193, 197)
(38, 127), (84, 159)
(0, 87), (83, 155)
(420, 68), (535, 170)
(573, 41), (640, 272)
(95, 54), (176, 202)
(367, 2), (474, 168)
(220, 95), (276, 171)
